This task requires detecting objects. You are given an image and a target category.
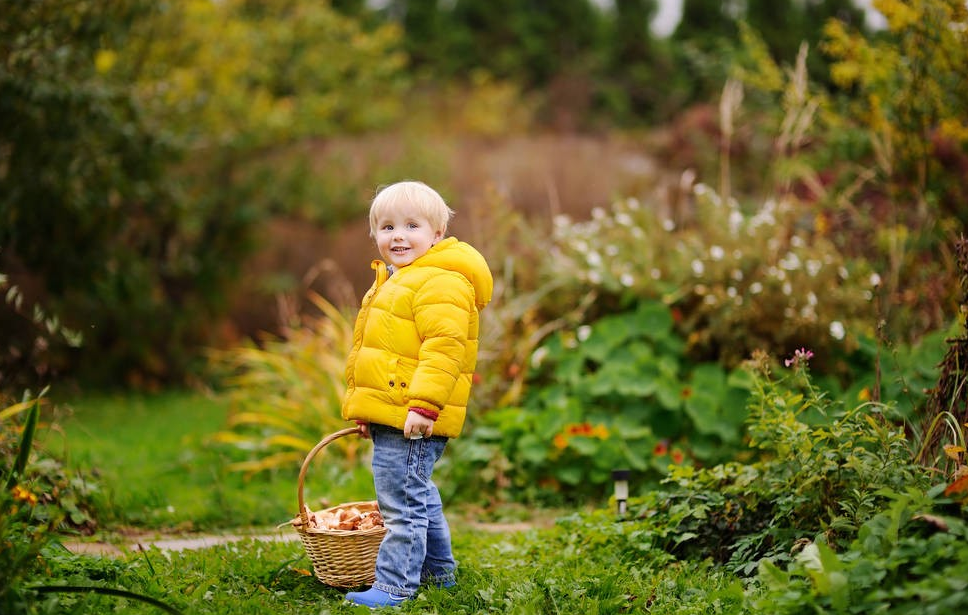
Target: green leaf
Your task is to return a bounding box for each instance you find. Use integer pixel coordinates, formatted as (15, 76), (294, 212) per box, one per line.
(758, 559), (790, 588)
(556, 464), (584, 485)
(655, 378), (683, 410)
(518, 434), (549, 465)
(635, 301), (674, 340)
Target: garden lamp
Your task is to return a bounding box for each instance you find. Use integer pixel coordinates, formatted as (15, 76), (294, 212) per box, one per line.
(612, 469), (630, 517)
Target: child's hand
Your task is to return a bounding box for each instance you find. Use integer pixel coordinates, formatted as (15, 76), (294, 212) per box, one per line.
(403, 411), (435, 439)
(355, 421), (371, 439)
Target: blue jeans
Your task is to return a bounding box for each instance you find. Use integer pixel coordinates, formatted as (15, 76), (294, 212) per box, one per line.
(369, 424), (456, 597)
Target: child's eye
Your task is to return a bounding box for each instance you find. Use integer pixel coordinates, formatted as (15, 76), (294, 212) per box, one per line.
(381, 224), (393, 231)
(408, 222), (419, 229)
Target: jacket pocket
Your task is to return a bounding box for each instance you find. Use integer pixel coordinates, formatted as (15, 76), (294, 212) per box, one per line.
(389, 357), (418, 405)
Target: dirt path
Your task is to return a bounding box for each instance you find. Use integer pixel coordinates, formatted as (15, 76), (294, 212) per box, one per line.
(63, 518), (553, 557)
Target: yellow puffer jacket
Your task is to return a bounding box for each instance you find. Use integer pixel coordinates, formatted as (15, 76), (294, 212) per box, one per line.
(341, 237), (493, 438)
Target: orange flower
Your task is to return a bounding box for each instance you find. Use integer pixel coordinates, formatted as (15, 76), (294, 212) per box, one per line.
(567, 423), (595, 437)
(472, 372), (483, 385)
(671, 449), (685, 465)
(592, 424), (609, 439)
(553, 433), (569, 450)
(680, 387), (693, 399)
(11, 485), (38, 505)
(857, 387), (870, 401)
(653, 441), (669, 456)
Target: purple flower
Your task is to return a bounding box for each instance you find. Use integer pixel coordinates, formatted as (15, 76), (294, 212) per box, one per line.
(784, 347), (814, 368)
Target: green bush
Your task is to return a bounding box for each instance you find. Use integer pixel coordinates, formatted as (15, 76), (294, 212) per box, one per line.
(450, 300), (751, 504)
(751, 492), (968, 614)
(616, 348), (930, 576)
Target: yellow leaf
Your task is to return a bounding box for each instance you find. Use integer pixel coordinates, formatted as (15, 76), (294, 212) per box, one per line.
(943, 444), (966, 461)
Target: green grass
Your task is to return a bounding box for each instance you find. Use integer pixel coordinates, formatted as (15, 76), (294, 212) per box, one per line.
(39, 515), (747, 614)
(43, 390), (376, 532)
(30, 389), (752, 614)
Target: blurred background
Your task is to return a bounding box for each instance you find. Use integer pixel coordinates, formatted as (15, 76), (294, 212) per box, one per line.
(1, 0), (965, 395)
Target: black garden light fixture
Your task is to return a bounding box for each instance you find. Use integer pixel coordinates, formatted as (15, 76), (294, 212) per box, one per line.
(612, 469), (630, 517)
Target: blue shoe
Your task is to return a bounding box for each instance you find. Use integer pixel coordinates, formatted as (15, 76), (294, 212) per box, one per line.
(344, 587), (409, 608)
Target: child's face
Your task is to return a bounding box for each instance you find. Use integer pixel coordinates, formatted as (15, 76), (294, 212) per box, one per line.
(373, 203), (442, 268)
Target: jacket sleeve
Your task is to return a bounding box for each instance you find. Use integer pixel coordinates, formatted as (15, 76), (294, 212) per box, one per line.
(407, 271), (475, 411)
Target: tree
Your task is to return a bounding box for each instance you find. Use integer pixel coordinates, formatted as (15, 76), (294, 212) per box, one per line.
(0, 0), (407, 388)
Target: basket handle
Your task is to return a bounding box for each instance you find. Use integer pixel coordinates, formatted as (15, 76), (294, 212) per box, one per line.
(296, 426), (364, 525)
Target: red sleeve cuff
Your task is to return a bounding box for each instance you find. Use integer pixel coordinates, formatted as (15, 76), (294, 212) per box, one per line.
(408, 407), (439, 421)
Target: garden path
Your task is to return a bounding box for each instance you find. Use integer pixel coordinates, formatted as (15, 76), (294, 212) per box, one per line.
(62, 519), (546, 558)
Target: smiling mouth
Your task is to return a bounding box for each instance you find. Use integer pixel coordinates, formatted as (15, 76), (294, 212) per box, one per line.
(391, 246), (410, 253)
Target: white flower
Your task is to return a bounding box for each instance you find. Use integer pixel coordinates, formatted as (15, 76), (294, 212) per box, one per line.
(727, 287), (737, 297)
(626, 197), (641, 210)
(710, 245), (725, 261)
(807, 292), (817, 306)
(577, 325), (592, 342)
(620, 273), (635, 287)
(554, 215), (571, 228)
(691, 259), (705, 276)
(615, 212), (633, 227)
(592, 207), (606, 219)
(589, 270), (602, 284)
(704, 295), (717, 305)
(870, 272), (882, 287)
(791, 235), (804, 248)
(750, 282), (763, 294)
(731, 269), (744, 281)
(631, 226), (644, 238)
(605, 244), (619, 256)
(586, 251), (602, 267)
(573, 240), (588, 253)
(782, 281), (792, 295)
(838, 266), (849, 280)
(729, 210), (744, 234)
(806, 260), (822, 277)
(779, 252), (802, 271)
(662, 219), (675, 231)
(651, 268), (662, 280)
(830, 321), (846, 340)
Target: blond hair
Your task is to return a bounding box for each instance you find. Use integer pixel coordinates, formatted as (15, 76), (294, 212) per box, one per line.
(368, 181), (454, 238)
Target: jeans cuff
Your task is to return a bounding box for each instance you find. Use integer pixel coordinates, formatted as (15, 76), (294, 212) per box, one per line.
(371, 581), (413, 598)
(421, 570), (456, 586)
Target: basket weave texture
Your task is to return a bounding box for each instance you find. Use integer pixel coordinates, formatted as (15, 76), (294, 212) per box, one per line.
(292, 427), (387, 588)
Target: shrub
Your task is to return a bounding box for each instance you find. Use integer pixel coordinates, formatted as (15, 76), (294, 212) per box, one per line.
(449, 300), (752, 505)
(208, 294), (361, 475)
(750, 492), (968, 614)
(1, 390), (105, 613)
(544, 186), (879, 375)
(629, 348), (928, 575)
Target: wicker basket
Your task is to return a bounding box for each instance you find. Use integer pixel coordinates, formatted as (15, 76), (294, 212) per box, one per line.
(291, 427), (387, 588)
